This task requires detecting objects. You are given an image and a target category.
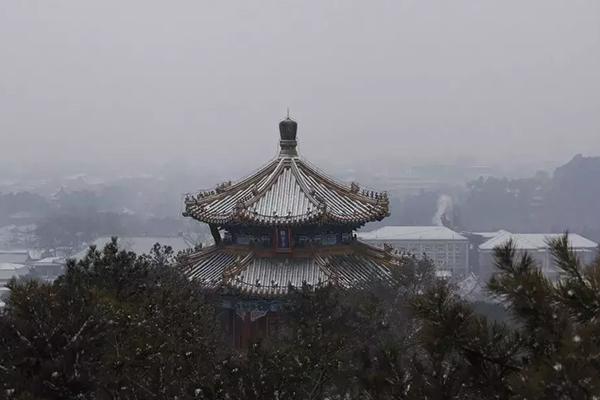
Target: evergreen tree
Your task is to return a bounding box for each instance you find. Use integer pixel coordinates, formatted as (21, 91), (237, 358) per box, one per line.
(488, 235), (600, 399)
(0, 239), (222, 400)
(2, 234), (600, 399)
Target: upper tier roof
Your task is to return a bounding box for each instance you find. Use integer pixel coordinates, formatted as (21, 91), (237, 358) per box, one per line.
(183, 117), (389, 227)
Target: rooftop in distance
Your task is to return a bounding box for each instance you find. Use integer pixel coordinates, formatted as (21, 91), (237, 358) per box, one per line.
(479, 232), (598, 251)
(358, 226), (467, 241)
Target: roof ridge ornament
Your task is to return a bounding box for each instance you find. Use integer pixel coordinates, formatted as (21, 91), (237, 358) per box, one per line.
(279, 114), (298, 157)
(182, 117), (391, 227)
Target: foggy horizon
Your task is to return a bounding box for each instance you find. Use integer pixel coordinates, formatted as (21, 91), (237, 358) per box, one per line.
(2, 0), (599, 177)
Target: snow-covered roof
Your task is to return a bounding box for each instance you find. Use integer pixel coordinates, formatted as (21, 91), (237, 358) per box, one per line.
(183, 118), (389, 227)
(358, 226), (467, 241)
(479, 232), (598, 251)
(0, 263), (27, 270)
(74, 236), (193, 260)
(0, 249), (28, 254)
(182, 241), (401, 298)
(32, 257), (65, 265)
(0, 263), (29, 280)
(0, 251), (29, 265)
(466, 230), (511, 240)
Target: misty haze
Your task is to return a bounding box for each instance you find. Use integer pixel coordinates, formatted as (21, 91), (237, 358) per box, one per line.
(1, 1), (600, 399)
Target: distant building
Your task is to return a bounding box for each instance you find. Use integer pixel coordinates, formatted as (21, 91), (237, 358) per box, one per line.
(4, 236), (196, 284)
(0, 263), (30, 286)
(28, 257), (65, 282)
(358, 226), (469, 278)
(461, 230), (511, 276)
(0, 250), (29, 265)
(8, 236), (197, 286)
(0, 262), (29, 311)
(478, 232), (598, 281)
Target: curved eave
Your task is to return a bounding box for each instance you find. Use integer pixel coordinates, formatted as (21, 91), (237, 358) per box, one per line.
(183, 156), (389, 227)
(183, 205), (389, 227)
(178, 241), (404, 299)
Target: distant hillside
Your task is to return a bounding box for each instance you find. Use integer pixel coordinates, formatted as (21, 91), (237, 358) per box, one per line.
(457, 154), (600, 243)
(545, 154), (600, 238)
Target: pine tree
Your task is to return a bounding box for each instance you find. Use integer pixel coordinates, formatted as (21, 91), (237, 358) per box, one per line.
(488, 234), (600, 399)
(0, 238), (222, 400)
(3, 234), (599, 399)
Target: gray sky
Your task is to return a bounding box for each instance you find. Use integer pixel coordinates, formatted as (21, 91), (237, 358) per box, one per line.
(1, 0), (599, 175)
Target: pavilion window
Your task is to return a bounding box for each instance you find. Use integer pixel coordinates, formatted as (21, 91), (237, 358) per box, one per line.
(275, 227), (292, 252)
(324, 233), (337, 245)
(297, 235), (309, 247)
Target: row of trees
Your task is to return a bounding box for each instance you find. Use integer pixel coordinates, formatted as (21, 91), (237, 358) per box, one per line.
(1, 236), (599, 399)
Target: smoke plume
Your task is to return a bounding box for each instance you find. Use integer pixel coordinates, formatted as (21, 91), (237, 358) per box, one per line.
(432, 194), (453, 227)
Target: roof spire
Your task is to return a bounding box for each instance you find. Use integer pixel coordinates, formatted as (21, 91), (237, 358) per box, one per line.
(279, 114), (298, 157)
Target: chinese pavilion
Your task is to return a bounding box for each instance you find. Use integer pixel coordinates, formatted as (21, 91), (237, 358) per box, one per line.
(181, 116), (401, 346)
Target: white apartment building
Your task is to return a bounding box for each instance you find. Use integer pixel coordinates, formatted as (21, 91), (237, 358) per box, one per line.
(478, 232), (598, 281)
(358, 226), (469, 278)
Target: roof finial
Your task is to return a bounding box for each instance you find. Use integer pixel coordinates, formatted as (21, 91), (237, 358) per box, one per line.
(279, 113), (298, 157)
(287, 107), (290, 119)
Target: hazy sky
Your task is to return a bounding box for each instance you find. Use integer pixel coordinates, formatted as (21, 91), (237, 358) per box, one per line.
(1, 0), (599, 175)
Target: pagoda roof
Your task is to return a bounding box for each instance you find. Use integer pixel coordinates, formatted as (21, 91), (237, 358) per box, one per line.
(183, 117), (389, 227)
(179, 242), (402, 298)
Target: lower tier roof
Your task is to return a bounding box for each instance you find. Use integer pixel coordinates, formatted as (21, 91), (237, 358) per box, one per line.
(179, 242), (402, 298)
